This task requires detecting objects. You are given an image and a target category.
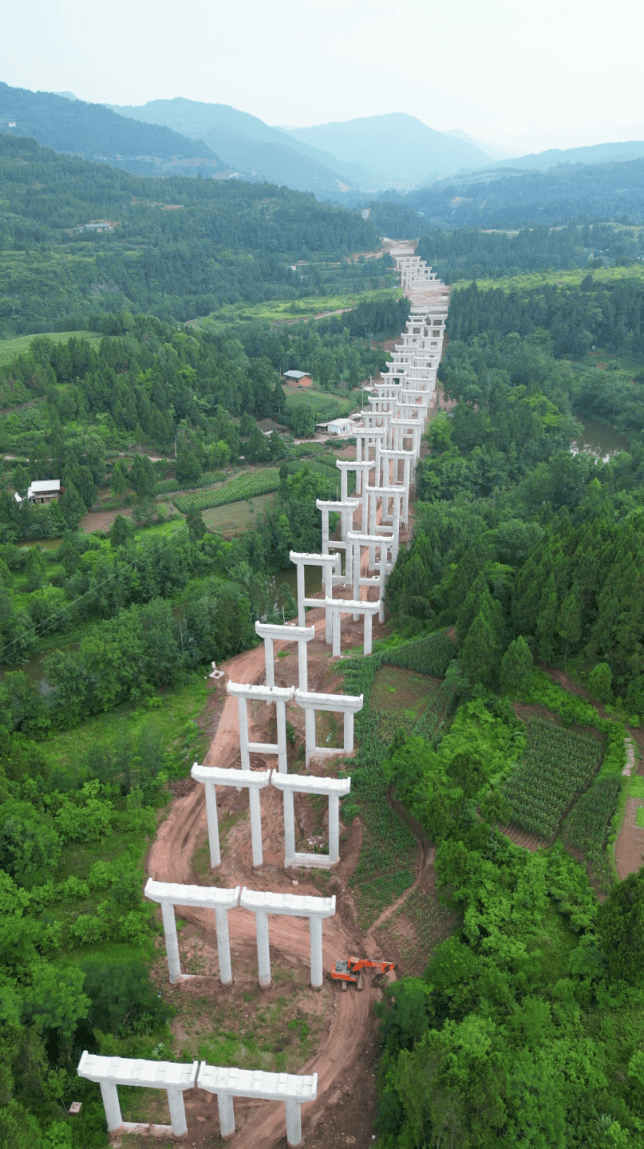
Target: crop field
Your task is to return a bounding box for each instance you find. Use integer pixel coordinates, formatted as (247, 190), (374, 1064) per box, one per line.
(374, 885), (456, 976)
(202, 493), (276, 536)
(504, 718), (603, 840)
(565, 774), (623, 886)
(154, 470), (227, 496)
(284, 389), (356, 422)
(173, 468), (281, 514)
(371, 665), (441, 719)
(456, 263), (644, 295)
(343, 656), (423, 927)
(0, 329), (103, 366)
(382, 632), (457, 678)
(192, 286), (400, 329)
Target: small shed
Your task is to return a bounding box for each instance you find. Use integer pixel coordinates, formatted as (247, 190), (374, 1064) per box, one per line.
(283, 370), (313, 388)
(321, 418), (357, 436)
(14, 479), (61, 505)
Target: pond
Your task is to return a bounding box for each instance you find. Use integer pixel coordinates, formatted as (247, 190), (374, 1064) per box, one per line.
(273, 564), (322, 600)
(13, 537), (63, 550)
(571, 415), (630, 462)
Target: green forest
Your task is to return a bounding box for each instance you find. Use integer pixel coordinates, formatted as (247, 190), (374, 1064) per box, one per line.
(0, 133), (388, 334)
(4, 127), (644, 1148)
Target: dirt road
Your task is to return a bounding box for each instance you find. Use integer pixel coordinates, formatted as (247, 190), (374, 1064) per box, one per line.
(146, 546), (413, 1146)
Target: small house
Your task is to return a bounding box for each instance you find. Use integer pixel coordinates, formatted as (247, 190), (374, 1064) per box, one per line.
(316, 418), (357, 437)
(14, 479), (61, 505)
(283, 370), (313, 388)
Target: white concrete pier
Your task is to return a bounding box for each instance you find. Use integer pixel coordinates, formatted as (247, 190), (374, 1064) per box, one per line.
(289, 550), (341, 642)
(270, 772), (351, 867)
(197, 1063), (318, 1147)
(191, 763), (271, 868)
(239, 887), (336, 989)
(77, 1052), (198, 1139)
(227, 681), (295, 773)
(294, 687), (363, 765)
(255, 620), (315, 691)
(323, 595), (381, 657)
(144, 879), (240, 986)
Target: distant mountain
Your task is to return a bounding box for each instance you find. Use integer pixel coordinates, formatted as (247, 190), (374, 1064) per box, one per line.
(495, 140), (644, 172)
(0, 82), (225, 177)
(369, 154), (644, 232)
(108, 98), (357, 195)
(445, 129), (516, 163)
(285, 114), (492, 184)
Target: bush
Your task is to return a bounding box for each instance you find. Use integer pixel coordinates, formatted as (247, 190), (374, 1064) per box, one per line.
(382, 632), (456, 678)
(80, 960), (174, 1038)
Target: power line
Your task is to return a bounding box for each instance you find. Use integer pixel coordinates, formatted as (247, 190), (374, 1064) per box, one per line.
(0, 527), (189, 664)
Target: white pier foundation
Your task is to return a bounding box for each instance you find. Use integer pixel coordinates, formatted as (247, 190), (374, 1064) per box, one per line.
(191, 764), (271, 868)
(316, 498), (360, 583)
(255, 620), (315, 691)
(144, 879), (240, 986)
(294, 687), (363, 765)
(324, 596), (381, 657)
(347, 532), (394, 622)
(77, 1052), (198, 1139)
(240, 887), (336, 988)
(197, 1063), (318, 1147)
(289, 550), (340, 643)
(227, 681), (295, 773)
(271, 772), (351, 868)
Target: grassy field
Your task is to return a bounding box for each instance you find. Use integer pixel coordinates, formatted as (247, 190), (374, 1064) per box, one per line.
(42, 675), (210, 780)
(454, 263), (644, 294)
(0, 329), (103, 364)
(191, 286), (401, 329)
(284, 387), (357, 421)
(370, 665), (442, 721)
(202, 492), (276, 536)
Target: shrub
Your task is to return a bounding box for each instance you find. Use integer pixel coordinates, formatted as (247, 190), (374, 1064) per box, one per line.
(81, 960), (174, 1038)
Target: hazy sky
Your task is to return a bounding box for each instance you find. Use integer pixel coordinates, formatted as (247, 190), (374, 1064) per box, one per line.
(3, 0), (643, 154)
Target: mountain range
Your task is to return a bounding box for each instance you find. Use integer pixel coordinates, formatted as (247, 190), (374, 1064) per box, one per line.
(4, 82), (644, 203)
(0, 82), (225, 178)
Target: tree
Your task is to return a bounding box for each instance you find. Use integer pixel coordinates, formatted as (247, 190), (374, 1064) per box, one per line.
(111, 458), (129, 498)
(500, 636), (533, 695)
(109, 514), (131, 549)
(291, 406), (315, 438)
(129, 454), (156, 500)
(12, 464), (29, 498)
(597, 867), (644, 985)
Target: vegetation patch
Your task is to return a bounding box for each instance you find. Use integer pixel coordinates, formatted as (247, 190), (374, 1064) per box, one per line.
(370, 665), (441, 718)
(201, 493), (276, 537)
(374, 885), (455, 976)
(504, 717), (603, 840)
(173, 468), (281, 514)
(564, 774), (624, 886)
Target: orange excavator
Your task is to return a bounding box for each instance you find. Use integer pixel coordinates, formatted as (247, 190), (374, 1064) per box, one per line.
(331, 956), (395, 990)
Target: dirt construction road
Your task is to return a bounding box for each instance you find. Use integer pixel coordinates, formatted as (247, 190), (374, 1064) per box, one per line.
(147, 586), (411, 1147)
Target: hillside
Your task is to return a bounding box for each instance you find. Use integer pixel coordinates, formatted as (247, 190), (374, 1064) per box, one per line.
(368, 154), (644, 233)
(0, 82), (225, 178)
(286, 113), (492, 183)
(108, 98), (358, 195)
(495, 139), (644, 172)
(0, 133), (380, 335)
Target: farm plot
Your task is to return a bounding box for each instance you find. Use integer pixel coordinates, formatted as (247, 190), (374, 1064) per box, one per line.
(173, 468), (280, 514)
(564, 775), (622, 887)
(155, 470), (227, 496)
(202, 493), (276, 537)
(370, 665), (441, 719)
(504, 718), (602, 841)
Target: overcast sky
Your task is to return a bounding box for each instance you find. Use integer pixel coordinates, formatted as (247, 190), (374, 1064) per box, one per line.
(3, 0), (643, 154)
